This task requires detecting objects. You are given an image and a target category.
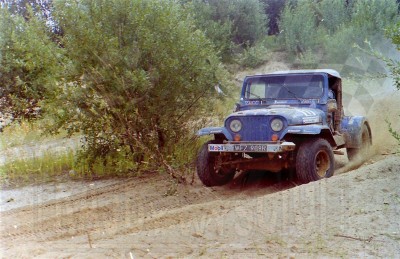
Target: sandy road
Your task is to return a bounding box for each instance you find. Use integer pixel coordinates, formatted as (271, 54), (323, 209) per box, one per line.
(0, 170), (296, 257)
(1, 151), (400, 258)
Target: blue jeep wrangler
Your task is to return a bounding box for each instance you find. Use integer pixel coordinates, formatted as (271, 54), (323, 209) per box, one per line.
(196, 69), (372, 186)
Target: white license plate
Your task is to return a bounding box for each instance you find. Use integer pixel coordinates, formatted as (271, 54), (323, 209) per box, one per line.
(208, 144), (281, 153)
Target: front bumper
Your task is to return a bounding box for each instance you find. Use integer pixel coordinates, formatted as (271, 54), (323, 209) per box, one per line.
(208, 141), (296, 153)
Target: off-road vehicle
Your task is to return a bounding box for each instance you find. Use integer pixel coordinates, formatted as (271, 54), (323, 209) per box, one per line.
(196, 69), (372, 186)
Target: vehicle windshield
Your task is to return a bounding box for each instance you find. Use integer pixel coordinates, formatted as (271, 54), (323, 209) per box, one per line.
(244, 74), (324, 100)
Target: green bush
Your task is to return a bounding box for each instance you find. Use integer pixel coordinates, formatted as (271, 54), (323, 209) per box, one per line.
(293, 50), (319, 69)
(324, 25), (358, 64)
(352, 0), (398, 40)
(1, 0), (231, 177)
(387, 118), (400, 149)
(186, 0), (268, 60)
(49, 0), (230, 175)
(0, 7), (63, 120)
(185, 0), (234, 61)
(317, 0), (350, 34)
(237, 41), (269, 68)
(323, 0), (398, 65)
(278, 1), (319, 55)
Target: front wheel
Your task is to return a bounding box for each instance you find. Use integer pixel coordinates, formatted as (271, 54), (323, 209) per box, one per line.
(295, 138), (334, 184)
(196, 140), (236, 187)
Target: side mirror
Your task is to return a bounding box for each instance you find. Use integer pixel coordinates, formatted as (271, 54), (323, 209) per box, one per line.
(327, 99), (337, 113)
(234, 103), (240, 112)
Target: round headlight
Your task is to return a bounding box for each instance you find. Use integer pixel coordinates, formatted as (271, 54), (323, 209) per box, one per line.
(230, 119), (242, 132)
(271, 118), (284, 132)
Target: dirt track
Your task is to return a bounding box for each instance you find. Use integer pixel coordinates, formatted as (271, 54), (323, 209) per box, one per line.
(1, 151), (400, 258)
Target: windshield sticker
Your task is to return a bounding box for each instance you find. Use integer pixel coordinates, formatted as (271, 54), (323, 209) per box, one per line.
(274, 100), (288, 104)
(303, 116), (320, 124)
(301, 99), (319, 104)
(245, 100), (260, 105)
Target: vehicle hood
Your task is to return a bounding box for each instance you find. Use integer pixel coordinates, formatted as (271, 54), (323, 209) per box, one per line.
(227, 106), (325, 125)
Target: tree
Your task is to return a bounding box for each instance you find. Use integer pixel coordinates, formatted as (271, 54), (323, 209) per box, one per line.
(229, 0), (268, 46)
(0, 0), (53, 19)
(323, 0), (399, 64)
(184, 0), (234, 60)
(186, 0), (268, 59)
(0, 6), (62, 119)
(44, 0), (228, 172)
(351, 0), (398, 39)
(316, 0), (350, 34)
(261, 0), (286, 35)
(278, 1), (319, 55)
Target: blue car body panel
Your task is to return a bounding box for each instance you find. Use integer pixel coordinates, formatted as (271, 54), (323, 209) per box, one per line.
(341, 116), (369, 148)
(197, 127), (233, 141)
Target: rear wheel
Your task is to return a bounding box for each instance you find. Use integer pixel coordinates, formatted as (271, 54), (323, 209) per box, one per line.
(295, 138), (334, 184)
(347, 124), (371, 162)
(196, 140), (236, 187)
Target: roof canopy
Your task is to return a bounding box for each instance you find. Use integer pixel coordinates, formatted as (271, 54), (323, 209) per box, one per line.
(249, 69), (341, 79)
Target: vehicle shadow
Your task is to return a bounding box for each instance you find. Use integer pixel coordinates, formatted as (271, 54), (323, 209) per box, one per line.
(215, 154), (349, 196)
(221, 170), (298, 197)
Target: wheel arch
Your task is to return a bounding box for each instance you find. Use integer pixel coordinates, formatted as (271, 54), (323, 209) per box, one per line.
(365, 121), (373, 145)
(281, 125), (336, 148)
(342, 116), (372, 148)
(196, 127), (233, 141)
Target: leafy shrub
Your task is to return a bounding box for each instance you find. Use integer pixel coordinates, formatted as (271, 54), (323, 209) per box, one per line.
(278, 1), (319, 55)
(317, 0), (350, 34)
(187, 0), (268, 60)
(0, 7), (63, 120)
(351, 0), (399, 40)
(324, 25), (358, 64)
(46, 0), (228, 175)
(1, 0), (231, 178)
(293, 50), (319, 69)
(387, 118), (400, 147)
(185, 0), (234, 61)
(229, 0), (268, 46)
(237, 41), (269, 68)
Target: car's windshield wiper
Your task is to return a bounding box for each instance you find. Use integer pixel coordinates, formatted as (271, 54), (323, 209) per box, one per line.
(281, 84), (302, 101)
(246, 89), (264, 100)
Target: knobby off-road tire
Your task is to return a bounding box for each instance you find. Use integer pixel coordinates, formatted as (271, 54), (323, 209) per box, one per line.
(295, 138), (334, 184)
(347, 124), (371, 162)
(196, 140), (235, 187)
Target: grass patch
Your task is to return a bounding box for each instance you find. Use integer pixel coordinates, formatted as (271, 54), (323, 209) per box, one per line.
(0, 119), (67, 150)
(0, 148), (148, 188)
(0, 150), (75, 187)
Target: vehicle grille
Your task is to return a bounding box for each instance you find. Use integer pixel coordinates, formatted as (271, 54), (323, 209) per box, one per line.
(226, 116), (273, 141)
